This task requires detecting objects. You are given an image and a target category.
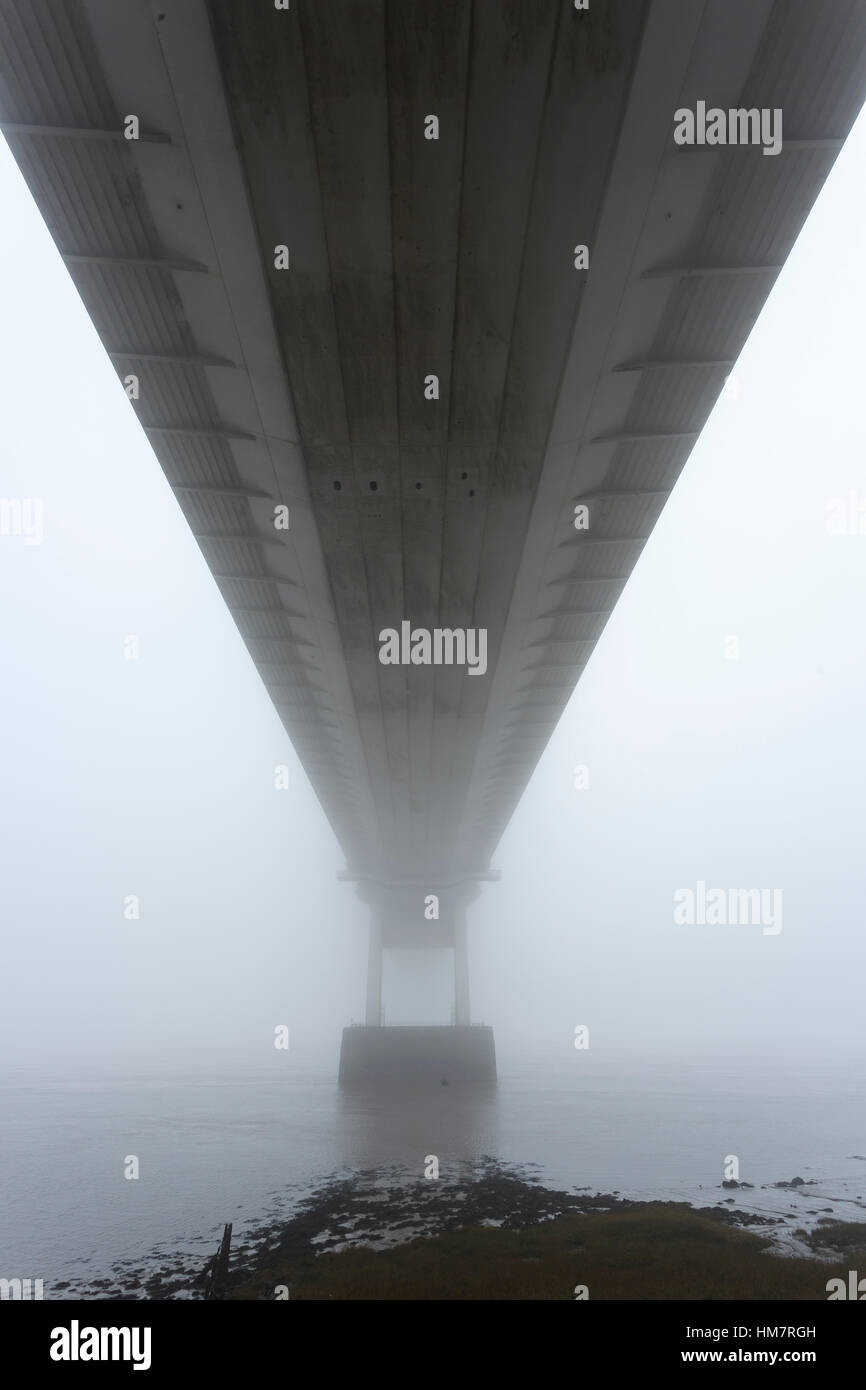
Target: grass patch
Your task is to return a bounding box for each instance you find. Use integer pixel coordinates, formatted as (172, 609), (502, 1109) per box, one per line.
(804, 1221), (866, 1257)
(229, 1203), (853, 1300)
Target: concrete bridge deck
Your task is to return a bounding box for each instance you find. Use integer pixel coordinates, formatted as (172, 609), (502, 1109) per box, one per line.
(2, 0), (864, 1074)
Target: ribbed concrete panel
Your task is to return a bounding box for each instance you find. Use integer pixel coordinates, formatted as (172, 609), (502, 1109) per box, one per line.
(2, 0), (865, 888)
(0, 0), (116, 126)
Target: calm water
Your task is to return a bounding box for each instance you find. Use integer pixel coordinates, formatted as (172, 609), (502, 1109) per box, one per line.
(1, 1062), (864, 1296)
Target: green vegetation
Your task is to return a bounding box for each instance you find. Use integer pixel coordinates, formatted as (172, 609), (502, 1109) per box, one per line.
(802, 1220), (866, 1258)
(229, 1203), (859, 1300)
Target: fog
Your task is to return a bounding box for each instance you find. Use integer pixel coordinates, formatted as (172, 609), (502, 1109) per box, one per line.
(2, 108), (865, 1081)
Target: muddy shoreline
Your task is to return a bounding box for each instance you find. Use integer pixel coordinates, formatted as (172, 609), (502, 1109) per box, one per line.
(47, 1157), (866, 1301)
(62, 1159), (789, 1300)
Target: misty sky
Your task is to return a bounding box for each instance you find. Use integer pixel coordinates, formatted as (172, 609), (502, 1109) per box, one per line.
(2, 107), (866, 1078)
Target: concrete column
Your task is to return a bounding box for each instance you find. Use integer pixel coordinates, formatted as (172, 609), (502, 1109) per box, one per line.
(365, 913), (382, 1026)
(346, 873), (488, 1030)
(453, 904), (470, 1025)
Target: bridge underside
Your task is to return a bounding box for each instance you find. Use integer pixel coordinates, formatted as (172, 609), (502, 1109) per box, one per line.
(2, 1), (865, 1062)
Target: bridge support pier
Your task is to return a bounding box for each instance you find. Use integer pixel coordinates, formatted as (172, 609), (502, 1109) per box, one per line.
(365, 914), (383, 1027)
(340, 872), (498, 1086)
(339, 1025), (496, 1087)
(453, 903), (470, 1026)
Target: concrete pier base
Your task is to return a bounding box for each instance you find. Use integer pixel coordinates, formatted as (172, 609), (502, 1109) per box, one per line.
(339, 1025), (496, 1088)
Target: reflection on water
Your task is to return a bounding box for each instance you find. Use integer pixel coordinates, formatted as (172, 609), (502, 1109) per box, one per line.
(334, 1082), (500, 1174)
(1, 1063), (864, 1295)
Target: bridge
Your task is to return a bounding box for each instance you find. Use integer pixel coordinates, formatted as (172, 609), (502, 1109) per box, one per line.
(2, 0), (864, 1081)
